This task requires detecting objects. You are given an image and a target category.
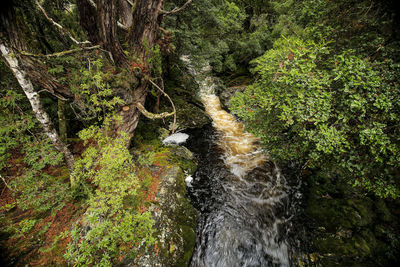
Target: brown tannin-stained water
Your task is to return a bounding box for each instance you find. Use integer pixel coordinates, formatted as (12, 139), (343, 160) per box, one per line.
(200, 94), (268, 178)
(183, 57), (292, 267)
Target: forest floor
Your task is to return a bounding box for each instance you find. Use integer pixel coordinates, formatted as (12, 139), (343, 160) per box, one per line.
(0, 137), (175, 266)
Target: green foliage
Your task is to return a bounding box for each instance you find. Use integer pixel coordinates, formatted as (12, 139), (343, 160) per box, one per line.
(9, 138), (71, 213)
(69, 58), (124, 123)
(138, 150), (157, 166)
(17, 219), (38, 236)
(0, 89), (32, 170)
(0, 61), (71, 213)
(231, 36), (400, 198)
(65, 116), (154, 266)
(163, 0), (273, 73)
(150, 44), (163, 77)
(0, 60), (34, 171)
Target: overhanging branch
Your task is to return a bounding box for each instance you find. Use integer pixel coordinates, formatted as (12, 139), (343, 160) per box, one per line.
(148, 79), (177, 133)
(160, 0), (193, 15)
(136, 102), (175, 119)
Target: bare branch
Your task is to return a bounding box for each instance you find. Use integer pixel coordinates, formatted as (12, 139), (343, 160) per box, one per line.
(37, 89), (69, 101)
(160, 0), (193, 15)
(136, 102), (175, 119)
(34, 0), (90, 45)
(148, 79), (177, 133)
(18, 45), (101, 58)
(117, 21), (129, 31)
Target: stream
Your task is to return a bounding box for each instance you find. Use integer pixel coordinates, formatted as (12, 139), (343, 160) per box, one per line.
(182, 58), (296, 267)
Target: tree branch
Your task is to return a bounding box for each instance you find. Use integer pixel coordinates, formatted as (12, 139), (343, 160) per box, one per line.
(34, 0), (90, 45)
(18, 45), (101, 58)
(148, 79), (177, 133)
(136, 102), (175, 119)
(117, 21), (129, 31)
(160, 0), (193, 15)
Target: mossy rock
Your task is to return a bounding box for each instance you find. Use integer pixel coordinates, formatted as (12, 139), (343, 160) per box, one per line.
(306, 197), (373, 232)
(312, 231), (376, 258)
(169, 146), (194, 161)
(175, 103), (211, 130)
(135, 145), (197, 267)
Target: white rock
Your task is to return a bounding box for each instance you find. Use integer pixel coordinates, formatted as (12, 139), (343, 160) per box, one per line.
(162, 132), (189, 145)
(185, 175), (193, 187)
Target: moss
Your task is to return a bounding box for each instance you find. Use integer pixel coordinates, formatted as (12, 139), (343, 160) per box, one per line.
(375, 199), (392, 222)
(56, 167), (70, 183)
(313, 236), (352, 255)
(312, 234), (374, 257)
(224, 75), (253, 87)
(175, 225), (196, 267)
(178, 158), (197, 174)
(168, 163), (197, 267)
(131, 131), (198, 266)
(351, 234), (373, 257)
(173, 191), (197, 267)
(346, 199), (374, 226)
(359, 229), (377, 253)
(306, 198), (359, 231)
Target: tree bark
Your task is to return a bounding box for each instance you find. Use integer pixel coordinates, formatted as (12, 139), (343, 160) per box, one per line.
(77, 0), (101, 44)
(0, 42), (75, 176)
(119, 0), (133, 29)
(117, 83), (148, 136)
(97, 0), (129, 67)
(77, 0), (165, 139)
(115, 0), (164, 137)
(58, 99), (68, 142)
(130, 0), (164, 58)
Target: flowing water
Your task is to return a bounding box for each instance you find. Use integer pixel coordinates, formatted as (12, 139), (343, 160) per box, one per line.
(183, 58), (294, 267)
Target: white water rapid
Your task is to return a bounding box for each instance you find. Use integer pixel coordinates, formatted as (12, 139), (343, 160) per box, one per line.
(183, 56), (291, 267)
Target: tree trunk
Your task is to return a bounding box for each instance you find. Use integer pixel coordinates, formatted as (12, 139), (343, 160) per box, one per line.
(130, 0), (164, 58)
(58, 99), (67, 142)
(77, 0), (165, 139)
(117, 83), (148, 136)
(115, 0), (164, 137)
(97, 0), (129, 67)
(0, 42), (75, 176)
(119, 0), (133, 29)
(77, 0), (101, 44)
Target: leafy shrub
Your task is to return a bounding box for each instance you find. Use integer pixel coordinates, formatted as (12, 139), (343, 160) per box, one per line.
(231, 36), (400, 198)
(69, 58), (124, 124)
(65, 117), (154, 266)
